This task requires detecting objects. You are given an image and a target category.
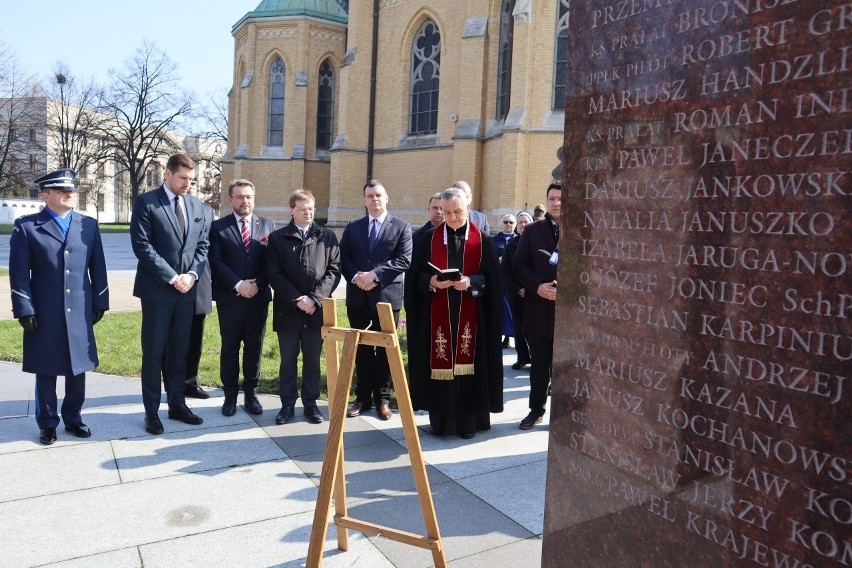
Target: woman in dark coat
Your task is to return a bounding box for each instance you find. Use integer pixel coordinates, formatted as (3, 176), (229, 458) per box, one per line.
(501, 211), (532, 369)
(406, 187), (504, 439)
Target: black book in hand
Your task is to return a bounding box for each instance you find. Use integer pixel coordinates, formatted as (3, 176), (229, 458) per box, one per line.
(427, 262), (462, 282)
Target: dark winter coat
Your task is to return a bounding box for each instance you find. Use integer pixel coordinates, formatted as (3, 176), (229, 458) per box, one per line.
(266, 220), (341, 331)
(9, 209), (109, 375)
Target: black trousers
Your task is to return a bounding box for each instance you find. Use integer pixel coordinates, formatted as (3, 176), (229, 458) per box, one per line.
(140, 299), (194, 414)
(510, 294), (530, 364)
(34, 373), (85, 429)
(217, 301), (268, 398)
(347, 304), (399, 405)
(163, 313), (205, 394)
(526, 334), (553, 416)
(277, 327), (322, 408)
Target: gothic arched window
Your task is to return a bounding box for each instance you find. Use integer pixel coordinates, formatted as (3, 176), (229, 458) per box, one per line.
(316, 59), (335, 150)
(268, 58), (285, 146)
(553, 0), (570, 110)
(497, 0), (516, 120)
(409, 20), (441, 135)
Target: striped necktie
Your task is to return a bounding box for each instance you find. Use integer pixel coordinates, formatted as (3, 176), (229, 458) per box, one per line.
(241, 218), (250, 251)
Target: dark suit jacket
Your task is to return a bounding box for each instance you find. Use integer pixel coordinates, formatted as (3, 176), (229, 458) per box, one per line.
(339, 213), (412, 310)
(208, 213), (276, 305)
(513, 214), (558, 338)
(194, 204), (214, 315)
(9, 209), (109, 376)
(130, 186), (209, 304)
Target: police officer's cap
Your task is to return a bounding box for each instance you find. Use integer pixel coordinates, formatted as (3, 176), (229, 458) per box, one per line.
(34, 169), (77, 191)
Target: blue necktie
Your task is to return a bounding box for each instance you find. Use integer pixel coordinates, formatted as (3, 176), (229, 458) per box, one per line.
(368, 219), (377, 252)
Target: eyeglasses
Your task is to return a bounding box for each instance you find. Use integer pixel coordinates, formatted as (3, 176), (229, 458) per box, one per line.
(503, 221), (515, 225)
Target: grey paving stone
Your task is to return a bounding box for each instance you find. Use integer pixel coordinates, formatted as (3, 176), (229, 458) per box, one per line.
(112, 423), (287, 482)
(0, 441), (120, 501)
(0, 399), (29, 419)
(0, 460), (318, 566)
(400, 420), (548, 481)
(456, 458), (548, 535)
(49, 547), (142, 568)
(263, 410), (393, 458)
(447, 536), (543, 567)
(139, 511), (394, 568)
(292, 438), (450, 498)
(351, 480), (534, 568)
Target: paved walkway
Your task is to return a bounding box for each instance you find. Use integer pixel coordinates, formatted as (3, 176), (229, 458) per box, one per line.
(0, 267), (548, 567)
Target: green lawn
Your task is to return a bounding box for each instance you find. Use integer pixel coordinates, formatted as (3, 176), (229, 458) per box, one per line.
(0, 305), (409, 401)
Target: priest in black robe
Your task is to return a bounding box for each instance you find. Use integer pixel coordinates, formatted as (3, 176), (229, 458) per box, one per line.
(406, 187), (504, 439)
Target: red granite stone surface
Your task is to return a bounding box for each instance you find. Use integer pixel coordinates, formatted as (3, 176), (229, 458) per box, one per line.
(544, 1), (850, 566)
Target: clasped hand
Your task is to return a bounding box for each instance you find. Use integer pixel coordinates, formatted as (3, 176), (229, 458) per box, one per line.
(430, 275), (470, 292)
(236, 279), (259, 298)
(352, 271), (378, 291)
(295, 295), (316, 315)
(172, 273), (195, 294)
(537, 281), (558, 301)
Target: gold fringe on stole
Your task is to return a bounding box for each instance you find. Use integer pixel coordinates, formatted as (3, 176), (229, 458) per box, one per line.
(454, 364), (475, 376)
(431, 368), (455, 381)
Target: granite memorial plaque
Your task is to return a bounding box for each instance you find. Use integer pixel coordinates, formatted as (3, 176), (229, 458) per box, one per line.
(543, 2), (850, 567)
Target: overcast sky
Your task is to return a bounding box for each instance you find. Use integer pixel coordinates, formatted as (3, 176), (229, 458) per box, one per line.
(0, 0), (251, 100)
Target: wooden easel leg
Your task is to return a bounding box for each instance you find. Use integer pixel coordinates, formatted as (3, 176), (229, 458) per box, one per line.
(307, 330), (360, 567)
(378, 305), (447, 568)
(322, 299), (349, 552)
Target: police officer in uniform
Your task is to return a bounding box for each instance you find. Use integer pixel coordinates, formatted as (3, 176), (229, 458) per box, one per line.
(9, 169), (109, 445)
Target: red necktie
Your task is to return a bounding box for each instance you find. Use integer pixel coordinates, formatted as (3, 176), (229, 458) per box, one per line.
(241, 218), (250, 251)
(368, 218), (377, 252)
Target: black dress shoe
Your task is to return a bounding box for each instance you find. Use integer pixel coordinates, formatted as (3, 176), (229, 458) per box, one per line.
(511, 360), (529, 370)
(168, 404), (203, 425)
(502, 337), (510, 349)
(65, 423), (92, 438)
(459, 431), (475, 440)
(275, 406), (295, 425)
(304, 406), (324, 424)
(185, 388), (210, 400)
(145, 413), (164, 435)
(222, 396), (237, 417)
(39, 427), (57, 445)
(519, 412), (543, 430)
(243, 392), (264, 416)
(346, 401), (370, 418)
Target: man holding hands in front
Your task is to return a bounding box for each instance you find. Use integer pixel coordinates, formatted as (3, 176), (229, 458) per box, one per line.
(131, 153), (209, 435)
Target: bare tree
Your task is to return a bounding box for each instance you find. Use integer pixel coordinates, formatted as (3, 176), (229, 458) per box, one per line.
(99, 42), (194, 199)
(0, 42), (44, 197)
(186, 90), (228, 209)
(48, 62), (109, 172)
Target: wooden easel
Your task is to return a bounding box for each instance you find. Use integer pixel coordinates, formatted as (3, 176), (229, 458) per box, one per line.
(306, 299), (446, 568)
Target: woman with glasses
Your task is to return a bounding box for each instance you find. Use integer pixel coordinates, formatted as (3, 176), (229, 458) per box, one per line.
(501, 211), (533, 370)
(494, 214), (517, 348)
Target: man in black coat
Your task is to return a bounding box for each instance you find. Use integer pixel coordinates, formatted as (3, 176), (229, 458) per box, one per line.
(411, 192), (444, 250)
(208, 179), (276, 417)
(131, 153), (209, 435)
(9, 169), (109, 445)
(340, 180), (412, 420)
(266, 189), (340, 425)
(406, 187), (504, 439)
(513, 182), (560, 430)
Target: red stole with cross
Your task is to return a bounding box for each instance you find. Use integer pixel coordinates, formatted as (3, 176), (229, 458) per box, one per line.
(429, 222), (481, 380)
